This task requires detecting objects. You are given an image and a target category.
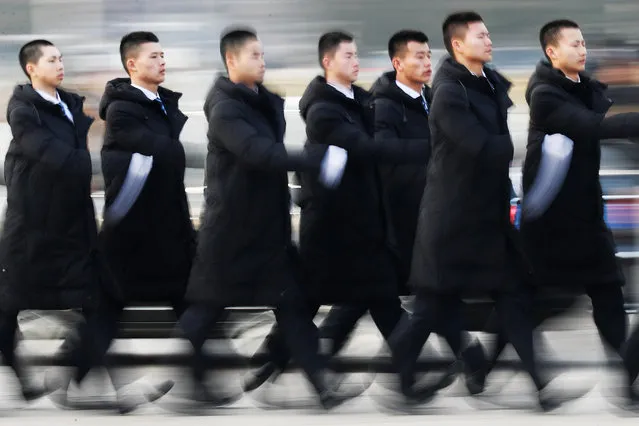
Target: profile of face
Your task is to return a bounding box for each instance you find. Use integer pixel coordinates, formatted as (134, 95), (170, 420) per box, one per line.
(227, 38), (266, 85)
(26, 45), (64, 87)
(452, 21), (493, 64)
(393, 41), (432, 85)
(323, 41), (360, 84)
(126, 42), (166, 85)
(545, 28), (587, 75)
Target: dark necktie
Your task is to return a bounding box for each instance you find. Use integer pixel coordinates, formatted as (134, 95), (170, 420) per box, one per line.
(155, 96), (167, 115)
(420, 96), (429, 114)
(58, 103), (73, 123)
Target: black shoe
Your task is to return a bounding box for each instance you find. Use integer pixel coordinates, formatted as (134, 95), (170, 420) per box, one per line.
(461, 341), (488, 395)
(537, 380), (588, 412)
(437, 361), (460, 390)
(370, 375), (439, 413)
(319, 385), (363, 410)
(405, 379), (440, 405)
(22, 371), (64, 402)
(22, 383), (58, 402)
(146, 380), (175, 402)
(316, 371), (365, 410)
(191, 381), (239, 407)
(117, 380), (175, 414)
(243, 362), (280, 392)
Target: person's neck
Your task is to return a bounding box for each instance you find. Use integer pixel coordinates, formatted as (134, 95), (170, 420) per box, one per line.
(455, 56), (484, 76)
(395, 74), (423, 94)
(31, 80), (57, 98)
(326, 74), (352, 90)
(228, 73), (258, 92)
(130, 78), (159, 95)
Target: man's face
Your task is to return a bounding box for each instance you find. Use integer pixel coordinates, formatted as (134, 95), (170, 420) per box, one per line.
(324, 41), (360, 83)
(546, 27), (587, 75)
(454, 21), (493, 64)
(127, 42), (166, 85)
(394, 41), (432, 84)
(27, 45), (64, 87)
(228, 38), (266, 85)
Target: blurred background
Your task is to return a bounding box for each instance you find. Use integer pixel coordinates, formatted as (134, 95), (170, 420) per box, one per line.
(1, 0), (639, 164)
(2, 0), (639, 335)
(1, 0), (638, 160)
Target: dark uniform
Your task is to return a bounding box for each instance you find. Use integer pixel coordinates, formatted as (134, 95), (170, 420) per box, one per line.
(63, 78), (197, 393)
(0, 84), (101, 398)
(250, 76), (430, 386)
(318, 72), (486, 381)
(521, 60), (639, 396)
(180, 77), (353, 408)
(389, 57), (547, 401)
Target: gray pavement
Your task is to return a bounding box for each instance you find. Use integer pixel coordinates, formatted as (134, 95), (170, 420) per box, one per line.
(0, 365), (634, 423)
(0, 308), (637, 422)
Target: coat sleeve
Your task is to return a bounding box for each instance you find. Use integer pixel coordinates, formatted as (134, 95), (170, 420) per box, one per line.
(104, 101), (175, 159)
(209, 100), (320, 172)
(305, 102), (428, 163)
(530, 86), (639, 141)
(8, 105), (92, 177)
(429, 82), (512, 158)
(598, 112), (639, 140)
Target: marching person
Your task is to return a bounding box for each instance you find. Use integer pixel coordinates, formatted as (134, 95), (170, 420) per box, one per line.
(178, 26), (358, 409)
(0, 39), (99, 403)
(387, 12), (576, 410)
(519, 19), (639, 406)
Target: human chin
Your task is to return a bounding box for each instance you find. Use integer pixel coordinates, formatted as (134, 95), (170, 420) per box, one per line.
(45, 74), (63, 87)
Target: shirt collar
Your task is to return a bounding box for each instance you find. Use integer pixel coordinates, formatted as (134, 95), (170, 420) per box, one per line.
(468, 68), (487, 78)
(131, 83), (159, 101)
(566, 74), (581, 83)
(35, 89), (61, 105)
(327, 81), (355, 100)
(395, 80), (422, 99)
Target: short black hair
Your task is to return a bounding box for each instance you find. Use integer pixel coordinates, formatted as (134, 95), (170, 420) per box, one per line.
(318, 31), (354, 68)
(539, 19), (580, 61)
(219, 26), (258, 70)
(119, 31), (160, 74)
(19, 39), (55, 79)
(442, 11), (484, 56)
(388, 30), (429, 59)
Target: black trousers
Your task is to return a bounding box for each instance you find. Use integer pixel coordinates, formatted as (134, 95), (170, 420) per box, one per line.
(624, 323), (639, 385)
(65, 292), (187, 389)
(389, 288), (547, 392)
(0, 308), (99, 390)
(258, 298), (404, 371)
(319, 303), (483, 365)
(485, 283), (627, 372)
(178, 284), (326, 393)
(0, 311), (34, 389)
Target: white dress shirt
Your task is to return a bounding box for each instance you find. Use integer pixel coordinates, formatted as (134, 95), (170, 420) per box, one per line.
(395, 80), (422, 99)
(395, 79), (429, 111)
(327, 81), (355, 100)
(131, 83), (159, 101)
(35, 89), (74, 123)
